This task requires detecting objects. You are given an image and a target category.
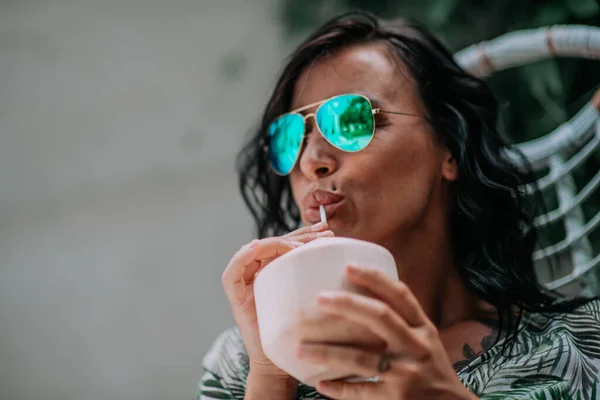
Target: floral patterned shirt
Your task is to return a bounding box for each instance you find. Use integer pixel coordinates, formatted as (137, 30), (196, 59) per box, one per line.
(195, 300), (600, 399)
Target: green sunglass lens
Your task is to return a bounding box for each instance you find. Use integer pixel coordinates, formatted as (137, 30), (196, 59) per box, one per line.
(316, 94), (374, 152)
(267, 113), (304, 175)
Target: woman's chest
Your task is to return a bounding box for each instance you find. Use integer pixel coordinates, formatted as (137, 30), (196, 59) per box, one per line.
(438, 320), (497, 371)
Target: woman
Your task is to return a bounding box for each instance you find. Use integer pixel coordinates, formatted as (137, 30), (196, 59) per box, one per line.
(195, 12), (600, 400)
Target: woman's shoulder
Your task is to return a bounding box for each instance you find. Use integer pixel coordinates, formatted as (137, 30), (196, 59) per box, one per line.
(202, 327), (248, 374)
(459, 298), (600, 398)
(570, 297), (600, 321)
(195, 327), (249, 400)
(526, 297), (600, 333)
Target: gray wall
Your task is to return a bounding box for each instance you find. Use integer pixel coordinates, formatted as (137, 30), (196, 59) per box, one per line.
(0, 1), (285, 398)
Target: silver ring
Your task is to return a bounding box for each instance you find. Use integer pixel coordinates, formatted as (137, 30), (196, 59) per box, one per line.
(377, 354), (393, 373)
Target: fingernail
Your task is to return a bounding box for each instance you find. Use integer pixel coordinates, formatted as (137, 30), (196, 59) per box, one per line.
(318, 381), (331, 390)
(346, 265), (361, 274)
(347, 265), (369, 274)
(312, 222), (327, 231)
(296, 344), (308, 357)
(317, 230), (333, 237)
(248, 240), (259, 250)
(317, 291), (336, 304)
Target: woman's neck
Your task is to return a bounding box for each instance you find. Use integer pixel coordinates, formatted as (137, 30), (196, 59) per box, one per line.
(381, 212), (483, 329)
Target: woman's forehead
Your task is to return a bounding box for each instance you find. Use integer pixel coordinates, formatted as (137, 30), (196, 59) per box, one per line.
(291, 43), (415, 110)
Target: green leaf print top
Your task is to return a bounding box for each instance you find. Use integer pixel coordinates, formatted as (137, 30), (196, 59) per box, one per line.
(195, 300), (600, 400)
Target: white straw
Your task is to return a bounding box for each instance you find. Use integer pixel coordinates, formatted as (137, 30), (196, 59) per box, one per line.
(319, 204), (327, 223)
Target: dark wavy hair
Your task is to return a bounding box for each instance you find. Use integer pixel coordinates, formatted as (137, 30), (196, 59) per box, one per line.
(236, 12), (592, 343)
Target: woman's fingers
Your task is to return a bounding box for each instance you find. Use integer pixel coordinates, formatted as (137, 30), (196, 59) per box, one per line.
(260, 227), (333, 269)
(316, 291), (429, 358)
(297, 343), (413, 380)
(297, 343), (386, 378)
(289, 229), (335, 243)
(221, 223), (334, 311)
(283, 222), (334, 243)
(345, 265), (427, 328)
(315, 379), (377, 400)
(222, 238), (301, 304)
(282, 222), (327, 238)
(256, 223), (333, 269)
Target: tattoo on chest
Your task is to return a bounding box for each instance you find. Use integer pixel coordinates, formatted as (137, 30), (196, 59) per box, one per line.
(452, 323), (499, 372)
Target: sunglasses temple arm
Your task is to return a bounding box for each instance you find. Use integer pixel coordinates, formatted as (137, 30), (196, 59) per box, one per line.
(373, 108), (422, 118)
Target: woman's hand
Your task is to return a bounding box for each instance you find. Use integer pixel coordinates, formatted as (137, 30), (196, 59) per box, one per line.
(221, 222), (334, 379)
(296, 265), (477, 400)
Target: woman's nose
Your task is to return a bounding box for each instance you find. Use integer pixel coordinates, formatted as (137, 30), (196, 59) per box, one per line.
(297, 119), (338, 179)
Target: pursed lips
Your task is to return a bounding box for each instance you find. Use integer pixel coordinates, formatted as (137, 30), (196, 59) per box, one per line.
(303, 190), (345, 223)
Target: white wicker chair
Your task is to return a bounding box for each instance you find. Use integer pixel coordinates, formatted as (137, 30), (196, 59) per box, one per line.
(455, 26), (600, 296)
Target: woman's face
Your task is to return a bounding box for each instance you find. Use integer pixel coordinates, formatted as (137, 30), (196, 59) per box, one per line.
(288, 43), (457, 245)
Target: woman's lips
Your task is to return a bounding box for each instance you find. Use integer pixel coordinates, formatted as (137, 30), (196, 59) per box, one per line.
(305, 199), (344, 224)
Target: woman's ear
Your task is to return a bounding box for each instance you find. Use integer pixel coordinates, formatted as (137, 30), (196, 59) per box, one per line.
(441, 149), (458, 181)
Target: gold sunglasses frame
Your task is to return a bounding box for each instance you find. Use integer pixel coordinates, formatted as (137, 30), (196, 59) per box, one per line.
(264, 93), (422, 176)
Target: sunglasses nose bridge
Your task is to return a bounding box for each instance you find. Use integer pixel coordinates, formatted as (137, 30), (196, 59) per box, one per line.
(301, 112), (319, 138)
(302, 112), (316, 122)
